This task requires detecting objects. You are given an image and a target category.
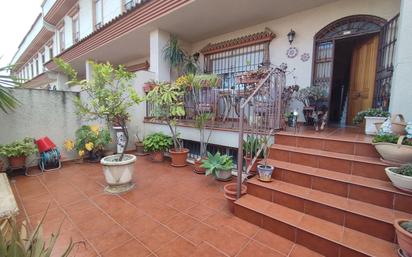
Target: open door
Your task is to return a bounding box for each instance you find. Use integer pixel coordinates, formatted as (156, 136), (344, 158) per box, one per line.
(347, 35), (379, 124)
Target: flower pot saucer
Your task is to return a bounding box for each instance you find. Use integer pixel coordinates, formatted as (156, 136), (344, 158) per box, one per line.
(104, 182), (135, 194)
(257, 177), (274, 183)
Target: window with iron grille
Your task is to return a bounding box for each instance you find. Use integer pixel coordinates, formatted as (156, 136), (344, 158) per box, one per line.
(204, 43), (269, 89)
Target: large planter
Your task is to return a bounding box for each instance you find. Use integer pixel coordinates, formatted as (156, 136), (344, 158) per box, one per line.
(223, 183), (247, 213)
(100, 154), (136, 194)
(257, 165), (274, 182)
(374, 114), (407, 136)
(169, 148), (189, 167)
(385, 167), (412, 192)
(193, 158), (206, 174)
(8, 156), (26, 169)
(151, 151), (164, 162)
(364, 116), (387, 135)
(244, 156), (262, 174)
(373, 136), (412, 164)
(215, 169), (232, 181)
(394, 219), (412, 257)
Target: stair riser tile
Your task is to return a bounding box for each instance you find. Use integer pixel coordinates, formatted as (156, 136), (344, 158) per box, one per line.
(348, 185), (394, 209)
(275, 135), (379, 158)
(247, 183), (272, 202)
(340, 247), (369, 257)
(234, 205), (263, 227)
(394, 194), (412, 214)
(270, 148), (388, 181)
(345, 213), (395, 242)
(262, 215), (297, 242)
(304, 201), (345, 226)
(296, 230), (340, 257)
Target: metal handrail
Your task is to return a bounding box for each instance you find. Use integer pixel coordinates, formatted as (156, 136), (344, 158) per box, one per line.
(236, 67), (284, 199)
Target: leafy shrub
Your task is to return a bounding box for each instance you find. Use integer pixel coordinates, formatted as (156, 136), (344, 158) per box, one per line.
(373, 134), (412, 146)
(143, 133), (173, 152)
(400, 220), (412, 233)
(201, 152), (234, 177)
(243, 135), (264, 158)
(0, 138), (38, 158)
(390, 163), (412, 177)
(352, 108), (390, 125)
(64, 125), (111, 158)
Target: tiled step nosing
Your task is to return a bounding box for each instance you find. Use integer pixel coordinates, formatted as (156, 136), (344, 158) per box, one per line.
(247, 178), (412, 226)
(268, 159), (411, 197)
(270, 144), (387, 166)
(235, 195), (398, 257)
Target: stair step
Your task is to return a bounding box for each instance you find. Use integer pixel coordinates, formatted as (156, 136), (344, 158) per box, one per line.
(234, 194), (398, 257)
(266, 160), (412, 213)
(275, 131), (379, 158)
(269, 144), (388, 181)
(247, 178), (412, 242)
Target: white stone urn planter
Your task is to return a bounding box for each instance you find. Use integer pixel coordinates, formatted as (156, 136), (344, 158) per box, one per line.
(364, 116), (387, 135)
(385, 167), (412, 193)
(100, 154), (136, 194)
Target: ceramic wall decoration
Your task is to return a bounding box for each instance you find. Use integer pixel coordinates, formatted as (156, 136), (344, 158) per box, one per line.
(301, 53), (310, 62)
(286, 47), (299, 59)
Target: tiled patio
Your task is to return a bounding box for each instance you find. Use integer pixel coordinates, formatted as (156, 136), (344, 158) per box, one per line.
(10, 156), (322, 257)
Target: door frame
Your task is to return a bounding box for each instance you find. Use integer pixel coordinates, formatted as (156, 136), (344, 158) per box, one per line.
(311, 15), (387, 120)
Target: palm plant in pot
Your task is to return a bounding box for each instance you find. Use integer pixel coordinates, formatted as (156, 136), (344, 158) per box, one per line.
(0, 137), (38, 172)
(385, 163), (412, 192)
(257, 136), (274, 182)
(55, 58), (143, 194)
(143, 132), (173, 162)
(145, 81), (188, 167)
(201, 152), (233, 181)
(394, 219), (412, 257)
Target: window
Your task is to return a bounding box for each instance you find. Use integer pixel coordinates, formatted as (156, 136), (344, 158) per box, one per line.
(94, 0), (103, 30)
(72, 14), (80, 43)
(49, 46), (54, 59)
(59, 27), (65, 51)
(34, 58), (39, 75)
(30, 62), (34, 78)
(41, 52), (45, 65)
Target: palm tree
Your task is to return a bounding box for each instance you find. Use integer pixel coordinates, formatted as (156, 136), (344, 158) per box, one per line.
(0, 64), (21, 113)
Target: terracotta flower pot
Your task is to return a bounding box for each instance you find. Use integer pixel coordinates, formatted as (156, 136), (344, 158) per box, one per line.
(194, 158), (206, 174)
(151, 151), (164, 162)
(394, 219), (412, 257)
(169, 148), (189, 167)
(135, 142), (147, 156)
(8, 156), (26, 168)
(223, 183), (247, 213)
(244, 156), (262, 174)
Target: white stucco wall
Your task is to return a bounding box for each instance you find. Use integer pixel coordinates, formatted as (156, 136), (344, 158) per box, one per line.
(0, 88), (81, 168)
(190, 0), (400, 116)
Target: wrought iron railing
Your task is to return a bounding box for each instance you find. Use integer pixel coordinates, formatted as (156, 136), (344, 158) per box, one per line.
(236, 66), (286, 198)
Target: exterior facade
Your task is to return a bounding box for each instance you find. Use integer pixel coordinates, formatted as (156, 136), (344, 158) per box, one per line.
(10, 0), (412, 146)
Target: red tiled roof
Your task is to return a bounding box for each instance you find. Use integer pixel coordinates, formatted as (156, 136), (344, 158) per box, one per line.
(201, 30), (276, 55)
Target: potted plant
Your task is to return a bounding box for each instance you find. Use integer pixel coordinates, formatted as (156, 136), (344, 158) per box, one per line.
(385, 163), (412, 192)
(0, 137), (38, 170)
(201, 152), (233, 181)
(374, 114), (407, 135)
(243, 135), (264, 174)
(373, 134), (412, 164)
(182, 73), (220, 173)
(64, 125), (111, 162)
(145, 81), (189, 167)
(394, 219), (412, 257)
(257, 136), (274, 182)
(143, 133), (173, 162)
(133, 128), (147, 156)
(55, 58), (143, 194)
(353, 108), (390, 135)
(295, 87), (314, 125)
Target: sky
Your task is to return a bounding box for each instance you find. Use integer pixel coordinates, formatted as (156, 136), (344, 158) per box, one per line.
(0, 0), (43, 70)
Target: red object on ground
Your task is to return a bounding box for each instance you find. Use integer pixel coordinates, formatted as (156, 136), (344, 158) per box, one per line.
(36, 137), (56, 153)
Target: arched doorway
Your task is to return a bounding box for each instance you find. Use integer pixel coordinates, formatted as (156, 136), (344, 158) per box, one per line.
(312, 15), (391, 125)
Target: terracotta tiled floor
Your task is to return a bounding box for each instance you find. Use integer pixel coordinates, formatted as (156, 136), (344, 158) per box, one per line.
(10, 156), (323, 257)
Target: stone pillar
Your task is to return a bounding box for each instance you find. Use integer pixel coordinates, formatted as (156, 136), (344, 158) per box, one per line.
(389, 0), (412, 121)
(149, 29), (170, 82)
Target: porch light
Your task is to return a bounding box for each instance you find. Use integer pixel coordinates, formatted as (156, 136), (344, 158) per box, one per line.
(287, 29), (296, 44)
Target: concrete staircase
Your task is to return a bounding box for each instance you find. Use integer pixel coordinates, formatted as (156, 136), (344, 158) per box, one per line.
(234, 131), (412, 257)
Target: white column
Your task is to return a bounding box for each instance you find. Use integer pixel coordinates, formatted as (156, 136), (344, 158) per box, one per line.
(389, 0), (412, 121)
(149, 29), (170, 82)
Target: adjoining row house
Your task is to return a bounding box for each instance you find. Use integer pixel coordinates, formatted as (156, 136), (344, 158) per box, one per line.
(10, 0), (411, 152)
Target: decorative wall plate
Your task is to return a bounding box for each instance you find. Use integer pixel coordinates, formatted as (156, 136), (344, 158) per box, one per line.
(301, 53), (310, 62)
(286, 47), (299, 59)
